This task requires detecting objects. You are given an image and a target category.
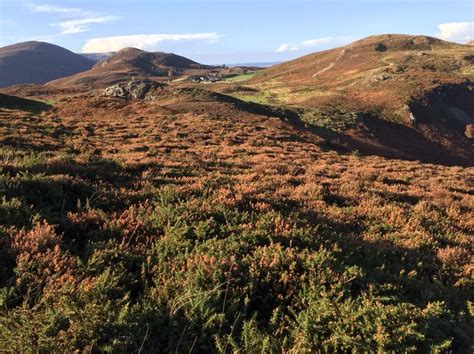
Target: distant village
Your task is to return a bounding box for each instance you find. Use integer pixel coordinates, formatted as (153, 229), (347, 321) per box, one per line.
(189, 72), (223, 83)
(188, 67), (258, 83)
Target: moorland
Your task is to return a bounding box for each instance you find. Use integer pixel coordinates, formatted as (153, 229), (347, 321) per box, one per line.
(0, 34), (473, 352)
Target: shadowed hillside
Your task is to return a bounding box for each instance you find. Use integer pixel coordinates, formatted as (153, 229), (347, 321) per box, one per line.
(0, 42), (94, 88)
(0, 93), (50, 113)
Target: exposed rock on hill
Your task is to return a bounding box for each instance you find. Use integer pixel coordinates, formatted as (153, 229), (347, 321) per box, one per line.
(102, 80), (166, 99)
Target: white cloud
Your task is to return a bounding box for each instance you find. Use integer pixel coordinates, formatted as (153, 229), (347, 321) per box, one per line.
(276, 43), (299, 53)
(30, 4), (81, 14)
(27, 2), (118, 35)
(437, 22), (474, 42)
(82, 33), (222, 53)
(53, 16), (119, 34)
(276, 36), (353, 53)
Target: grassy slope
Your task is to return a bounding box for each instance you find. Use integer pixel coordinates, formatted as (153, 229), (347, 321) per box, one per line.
(0, 89), (472, 352)
(224, 73), (257, 83)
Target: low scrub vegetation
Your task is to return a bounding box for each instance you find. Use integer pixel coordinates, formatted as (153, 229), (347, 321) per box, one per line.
(0, 93), (472, 352)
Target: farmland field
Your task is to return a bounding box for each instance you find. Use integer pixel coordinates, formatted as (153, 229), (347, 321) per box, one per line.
(224, 73), (256, 83)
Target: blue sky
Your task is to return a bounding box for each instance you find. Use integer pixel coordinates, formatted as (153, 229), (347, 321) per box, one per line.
(0, 0), (473, 64)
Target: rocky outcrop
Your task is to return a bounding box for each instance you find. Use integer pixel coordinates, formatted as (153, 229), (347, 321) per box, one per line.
(102, 80), (165, 99)
(465, 124), (473, 139)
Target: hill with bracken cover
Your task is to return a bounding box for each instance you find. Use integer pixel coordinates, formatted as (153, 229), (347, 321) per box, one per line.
(253, 35), (473, 117)
(49, 47), (215, 87)
(220, 35), (474, 165)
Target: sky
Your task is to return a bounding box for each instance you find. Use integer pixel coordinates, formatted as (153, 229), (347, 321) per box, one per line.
(0, 0), (473, 65)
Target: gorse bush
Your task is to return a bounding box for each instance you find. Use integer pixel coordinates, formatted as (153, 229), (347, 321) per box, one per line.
(1, 182), (472, 352)
(0, 98), (472, 352)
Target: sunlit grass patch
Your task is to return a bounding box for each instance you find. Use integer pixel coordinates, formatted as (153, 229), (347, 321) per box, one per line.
(224, 73), (256, 83)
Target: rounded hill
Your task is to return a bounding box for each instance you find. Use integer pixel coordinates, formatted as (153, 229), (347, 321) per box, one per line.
(49, 48), (214, 87)
(246, 34), (474, 164)
(0, 41), (95, 87)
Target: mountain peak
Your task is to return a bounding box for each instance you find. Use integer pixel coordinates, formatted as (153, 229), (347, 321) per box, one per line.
(49, 48), (212, 87)
(116, 47), (146, 54)
(348, 34), (449, 52)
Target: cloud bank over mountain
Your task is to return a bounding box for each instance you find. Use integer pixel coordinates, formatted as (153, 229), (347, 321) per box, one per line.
(82, 33), (222, 53)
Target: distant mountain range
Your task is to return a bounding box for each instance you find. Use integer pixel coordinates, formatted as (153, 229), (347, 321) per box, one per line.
(80, 52), (115, 63)
(79, 53), (280, 69)
(0, 42), (226, 88)
(0, 41), (94, 88)
(228, 62), (281, 68)
(0, 41), (298, 88)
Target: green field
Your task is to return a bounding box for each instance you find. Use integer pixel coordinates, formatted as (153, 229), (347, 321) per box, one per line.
(224, 73), (256, 83)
